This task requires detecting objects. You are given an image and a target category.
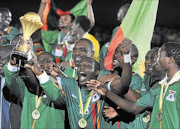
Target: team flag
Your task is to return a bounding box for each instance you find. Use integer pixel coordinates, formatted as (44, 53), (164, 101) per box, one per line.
(42, 0), (88, 31)
(104, 0), (159, 77)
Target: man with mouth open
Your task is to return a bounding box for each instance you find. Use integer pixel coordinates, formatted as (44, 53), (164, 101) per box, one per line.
(20, 38), (132, 128)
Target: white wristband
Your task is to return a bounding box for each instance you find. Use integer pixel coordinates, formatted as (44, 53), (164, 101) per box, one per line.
(123, 53), (132, 65)
(36, 71), (49, 84)
(69, 60), (72, 67)
(8, 62), (20, 72)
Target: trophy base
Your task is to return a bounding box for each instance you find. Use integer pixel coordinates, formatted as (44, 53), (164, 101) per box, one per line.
(11, 51), (28, 67)
(12, 50), (28, 60)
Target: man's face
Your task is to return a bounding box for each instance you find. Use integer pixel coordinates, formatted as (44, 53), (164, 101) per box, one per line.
(0, 10), (12, 27)
(157, 46), (168, 71)
(113, 44), (124, 69)
(150, 51), (163, 77)
(145, 50), (154, 75)
(117, 8), (124, 22)
(37, 54), (54, 75)
(59, 15), (72, 29)
(72, 41), (92, 66)
(68, 21), (81, 44)
(77, 59), (96, 86)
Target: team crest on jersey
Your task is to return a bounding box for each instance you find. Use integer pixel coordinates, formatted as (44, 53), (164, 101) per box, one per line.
(166, 90), (176, 102)
(91, 91), (100, 102)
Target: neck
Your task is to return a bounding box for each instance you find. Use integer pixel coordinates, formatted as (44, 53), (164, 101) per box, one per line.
(79, 30), (86, 38)
(166, 66), (180, 82)
(61, 27), (70, 34)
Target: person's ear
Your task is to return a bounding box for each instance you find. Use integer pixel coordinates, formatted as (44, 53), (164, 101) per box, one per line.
(95, 70), (100, 76)
(91, 51), (95, 57)
(168, 56), (175, 64)
(131, 57), (137, 64)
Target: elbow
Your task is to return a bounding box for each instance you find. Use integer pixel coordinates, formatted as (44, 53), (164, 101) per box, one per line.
(126, 104), (142, 115)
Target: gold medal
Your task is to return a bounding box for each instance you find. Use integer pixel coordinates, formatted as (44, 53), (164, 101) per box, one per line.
(143, 112), (151, 123)
(78, 118), (87, 128)
(32, 109), (40, 120)
(156, 111), (162, 122)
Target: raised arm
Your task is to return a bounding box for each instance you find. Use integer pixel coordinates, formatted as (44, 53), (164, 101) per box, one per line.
(4, 56), (26, 102)
(110, 38), (132, 95)
(87, 0), (95, 29)
(86, 80), (146, 115)
(38, 0), (50, 21)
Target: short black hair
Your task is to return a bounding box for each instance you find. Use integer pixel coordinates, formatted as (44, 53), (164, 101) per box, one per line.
(38, 52), (56, 63)
(76, 38), (94, 51)
(75, 16), (91, 32)
(163, 42), (180, 68)
(70, 14), (75, 22)
(81, 57), (100, 72)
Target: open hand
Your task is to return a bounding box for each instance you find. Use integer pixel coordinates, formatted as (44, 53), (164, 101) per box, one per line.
(86, 79), (108, 96)
(98, 74), (120, 84)
(103, 106), (119, 119)
(24, 53), (43, 75)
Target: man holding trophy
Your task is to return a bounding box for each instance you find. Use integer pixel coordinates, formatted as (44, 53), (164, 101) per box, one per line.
(4, 12), (65, 129)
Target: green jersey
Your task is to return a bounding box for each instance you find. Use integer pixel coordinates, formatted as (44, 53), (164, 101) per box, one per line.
(130, 73), (143, 92)
(149, 80), (180, 129)
(4, 64), (65, 129)
(41, 77), (120, 129)
(64, 66), (78, 79)
(0, 26), (19, 46)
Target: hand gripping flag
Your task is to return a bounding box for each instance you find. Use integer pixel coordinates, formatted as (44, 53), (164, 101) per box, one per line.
(104, 0), (159, 77)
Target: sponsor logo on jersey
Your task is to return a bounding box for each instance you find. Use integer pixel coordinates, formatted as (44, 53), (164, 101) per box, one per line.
(166, 90), (176, 102)
(91, 91), (100, 102)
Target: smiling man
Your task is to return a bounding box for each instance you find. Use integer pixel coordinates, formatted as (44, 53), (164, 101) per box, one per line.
(0, 8), (19, 46)
(4, 51), (65, 129)
(63, 38), (94, 78)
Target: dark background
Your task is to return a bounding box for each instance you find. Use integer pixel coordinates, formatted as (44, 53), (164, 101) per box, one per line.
(1, 0), (180, 29)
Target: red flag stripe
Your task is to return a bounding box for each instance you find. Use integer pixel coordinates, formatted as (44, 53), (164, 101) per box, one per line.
(104, 27), (125, 70)
(92, 103), (96, 129)
(42, 0), (51, 30)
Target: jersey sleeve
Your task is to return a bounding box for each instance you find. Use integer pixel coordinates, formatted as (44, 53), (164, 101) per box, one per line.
(4, 63), (25, 102)
(136, 86), (160, 107)
(39, 74), (66, 107)
(130, 73), (143, 93)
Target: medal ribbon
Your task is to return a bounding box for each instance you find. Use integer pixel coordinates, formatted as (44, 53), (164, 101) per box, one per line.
(159, 71), (180, 110)
(35, 96), (42, 110)
(78, 88), (94, 117)
(58, 31), (70, 45)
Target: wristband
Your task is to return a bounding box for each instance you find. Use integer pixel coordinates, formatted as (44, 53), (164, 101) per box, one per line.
(69, 60), (72, 67)
(36, 71), (49, 84)
(123, 53), (132, 65)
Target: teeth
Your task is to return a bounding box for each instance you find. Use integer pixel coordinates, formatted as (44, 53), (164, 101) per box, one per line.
(113, 60), (118, 63)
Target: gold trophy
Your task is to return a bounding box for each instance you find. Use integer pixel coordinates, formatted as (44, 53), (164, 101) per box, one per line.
(12, 12), (43, 60)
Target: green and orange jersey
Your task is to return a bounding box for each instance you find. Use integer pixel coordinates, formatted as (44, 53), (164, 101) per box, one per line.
(40, 76), (120, 129)
(4, 64), (65, 129)
(0, 26), (19, 46)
